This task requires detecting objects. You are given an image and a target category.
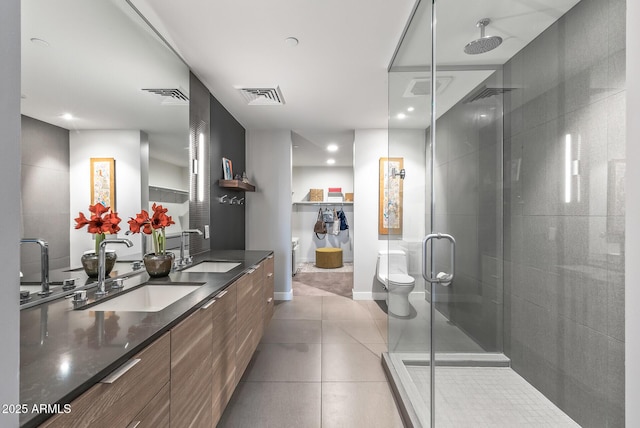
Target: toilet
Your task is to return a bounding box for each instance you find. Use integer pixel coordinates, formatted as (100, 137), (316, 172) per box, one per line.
(376, 250), (416, 316)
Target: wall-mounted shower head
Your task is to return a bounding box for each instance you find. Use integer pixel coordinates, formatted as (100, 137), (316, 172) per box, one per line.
(464, 18), (502, 55)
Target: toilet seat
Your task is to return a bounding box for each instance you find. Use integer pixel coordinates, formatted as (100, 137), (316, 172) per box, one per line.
(388, 273), (415, 286)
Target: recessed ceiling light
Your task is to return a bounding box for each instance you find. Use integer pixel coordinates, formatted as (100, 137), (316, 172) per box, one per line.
(30, 38), (50, 47)
(327, 159), (336, 165)
(61, 113), (74, 120)
(480, 114), (487, 118)
(407, 107), (415, 112)
(293, 145), (299, 148)
(327, 144), (338, 152)
(285, 37), (299, 47)
(397, 113), (406, 119)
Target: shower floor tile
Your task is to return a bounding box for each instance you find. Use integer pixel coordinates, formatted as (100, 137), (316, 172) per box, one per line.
(406, 366), (581, 427)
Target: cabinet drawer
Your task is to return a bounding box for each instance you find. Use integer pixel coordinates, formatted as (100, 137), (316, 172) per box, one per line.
(41, 333), (170, 428)
(130, 382), (170, 428)
(171, 306), (213, 428)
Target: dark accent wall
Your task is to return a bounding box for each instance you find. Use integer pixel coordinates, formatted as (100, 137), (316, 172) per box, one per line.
(209, 94), (246, 250)
(20, 116), (70, 276)
(503, 0), (625, 426)
(188, 72), (211, 255)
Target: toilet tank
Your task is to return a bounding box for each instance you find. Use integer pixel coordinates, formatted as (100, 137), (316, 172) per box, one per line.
(377, 250), (408, 276)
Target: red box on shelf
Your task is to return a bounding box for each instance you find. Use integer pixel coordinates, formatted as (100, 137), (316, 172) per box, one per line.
(328, 187), (342, 193)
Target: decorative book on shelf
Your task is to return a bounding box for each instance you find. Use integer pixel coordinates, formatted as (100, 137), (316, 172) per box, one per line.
(218, 179), (256, 192)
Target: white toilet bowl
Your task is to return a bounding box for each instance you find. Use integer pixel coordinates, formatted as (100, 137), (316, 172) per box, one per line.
(376, 250), (415, 317)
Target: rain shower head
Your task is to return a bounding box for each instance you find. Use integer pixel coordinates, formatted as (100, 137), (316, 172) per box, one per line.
(464, 18), (502, 55)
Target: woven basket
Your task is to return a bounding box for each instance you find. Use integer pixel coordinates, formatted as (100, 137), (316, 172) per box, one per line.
(310, 189), (324, 201)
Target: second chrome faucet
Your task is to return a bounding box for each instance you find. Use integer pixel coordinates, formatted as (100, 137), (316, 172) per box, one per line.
(96, 239), (133, 297)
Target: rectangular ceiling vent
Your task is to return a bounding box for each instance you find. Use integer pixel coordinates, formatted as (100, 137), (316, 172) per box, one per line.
(464, 87), (515, 104)
(141, 88), (189, 105)
(238, 86), (285, 105)
(403, 76), (453, 97)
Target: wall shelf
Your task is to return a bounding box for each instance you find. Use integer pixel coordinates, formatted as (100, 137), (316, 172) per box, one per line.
(218, 180), (255, 192)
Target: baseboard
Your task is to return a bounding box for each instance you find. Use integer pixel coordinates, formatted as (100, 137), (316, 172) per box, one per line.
(274, 290), (293, 301)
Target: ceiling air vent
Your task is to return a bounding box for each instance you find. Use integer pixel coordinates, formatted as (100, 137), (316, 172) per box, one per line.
(403, 76), (453, 97)
(237, 86), (285, 105)
(464, 86), (515, 103)
(141, 88), (189, 104)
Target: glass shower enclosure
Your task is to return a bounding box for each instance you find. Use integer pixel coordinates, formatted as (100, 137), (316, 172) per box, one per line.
(383, 0), (626, 427)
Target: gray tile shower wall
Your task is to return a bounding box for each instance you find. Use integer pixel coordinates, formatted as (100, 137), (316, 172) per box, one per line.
(503, 0), (625, 426)
(20, 116), (70, 275)
(189, 72), (211, 254)
(432, 72), (504, 353)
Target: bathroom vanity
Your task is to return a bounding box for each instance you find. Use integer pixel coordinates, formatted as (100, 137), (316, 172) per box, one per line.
(20, 250), (275, 428)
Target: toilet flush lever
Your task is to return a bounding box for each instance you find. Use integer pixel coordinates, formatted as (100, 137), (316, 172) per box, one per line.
(422, 233), (456, 286)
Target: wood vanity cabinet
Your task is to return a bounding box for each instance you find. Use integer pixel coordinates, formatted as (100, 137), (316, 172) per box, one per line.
(40, 332), (171, 428)
(40, 253), (275, 428)
(211, 282), (237, 426)
(235, 262), (264, 385)
(170, 300), (214, 428)
(264, 254), (275, 326)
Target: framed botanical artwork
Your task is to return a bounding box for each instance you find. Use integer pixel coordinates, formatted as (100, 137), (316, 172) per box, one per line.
(90, 157), (116, 210)
(379, 157), (403, 235)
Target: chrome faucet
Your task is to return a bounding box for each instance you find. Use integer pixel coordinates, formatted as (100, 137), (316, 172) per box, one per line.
(20, 238), (51, 296)
(179, 229), (203, 266)
(96, 239), (133, 297)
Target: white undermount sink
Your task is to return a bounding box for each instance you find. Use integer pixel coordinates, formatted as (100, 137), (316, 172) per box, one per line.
(89, 284), (202, 312)
(181, 261), (241, 273)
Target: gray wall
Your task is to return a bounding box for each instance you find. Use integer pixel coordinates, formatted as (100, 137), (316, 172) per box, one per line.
(20, 116), (70, 277)
(503, 0), (625, 426)
(210, 95), (246, 250)
(432, 73), (503, 352)
(0, 0), (21, 424)
(188, 72), (211, 254)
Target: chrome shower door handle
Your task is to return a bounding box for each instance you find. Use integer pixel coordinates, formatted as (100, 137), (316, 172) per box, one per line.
(422, 233), (456, 285)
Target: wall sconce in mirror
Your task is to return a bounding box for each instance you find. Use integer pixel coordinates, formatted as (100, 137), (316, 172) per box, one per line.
(391, 167), (406, 180)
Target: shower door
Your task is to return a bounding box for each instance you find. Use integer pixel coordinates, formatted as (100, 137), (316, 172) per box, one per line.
(386, 0), (504, 425)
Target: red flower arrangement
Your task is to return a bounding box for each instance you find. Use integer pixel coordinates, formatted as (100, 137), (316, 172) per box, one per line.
(127, 203), (175, 255)
(74, 203), (122, 254)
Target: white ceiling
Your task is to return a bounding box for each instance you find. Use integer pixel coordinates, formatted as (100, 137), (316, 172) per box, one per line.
(132, 0), (582, 165)
(292, 131), (354, 167)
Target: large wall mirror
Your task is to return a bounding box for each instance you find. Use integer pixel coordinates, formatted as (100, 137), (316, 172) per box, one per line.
(20, 0), (190, 283)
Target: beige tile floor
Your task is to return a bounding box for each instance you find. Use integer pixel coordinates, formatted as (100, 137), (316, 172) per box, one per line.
(218, 295), (404, 428)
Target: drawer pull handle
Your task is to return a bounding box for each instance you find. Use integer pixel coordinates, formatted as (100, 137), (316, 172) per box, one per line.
(267, 297), (273, 303)
(267, 255), (274, 259)
(101, 358), (141, 384)
(217, 290), (228, 298)
(127, 422), (141, 428)
(267, 273), (274, 278)
(201, 298), (216, 310)
(247, 268), (256, 274)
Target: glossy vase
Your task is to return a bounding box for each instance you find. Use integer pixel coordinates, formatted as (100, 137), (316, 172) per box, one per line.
(143, 252), (174, 278)
(81, 251), (117, 278)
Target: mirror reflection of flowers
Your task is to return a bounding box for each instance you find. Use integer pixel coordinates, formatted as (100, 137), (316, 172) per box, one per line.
(127, 203), (175, 255)
(74, 203), (122, 254)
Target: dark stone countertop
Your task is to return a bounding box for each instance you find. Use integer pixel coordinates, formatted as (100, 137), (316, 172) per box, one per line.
(19, 249), (273, 427)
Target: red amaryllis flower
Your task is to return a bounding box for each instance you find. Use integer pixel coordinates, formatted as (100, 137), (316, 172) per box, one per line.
(103, 212), (122, 234)
(74, 212), (90, 229)
(75, 203), (122, 254)
(128, 210), (151, 234)
(129, 204), (174, 255)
